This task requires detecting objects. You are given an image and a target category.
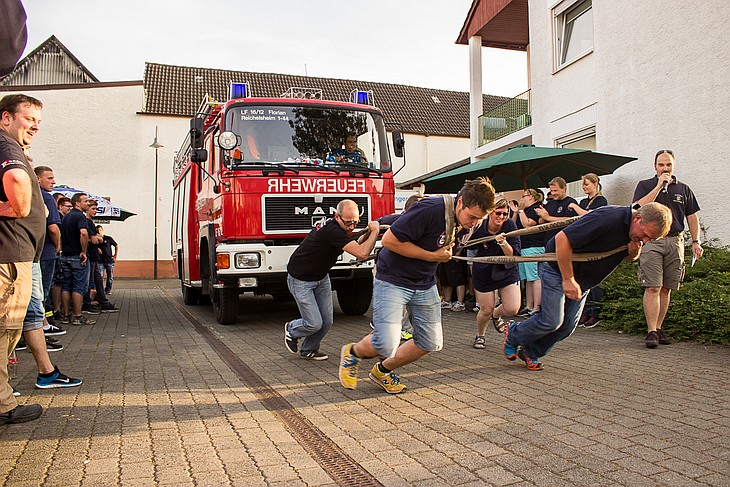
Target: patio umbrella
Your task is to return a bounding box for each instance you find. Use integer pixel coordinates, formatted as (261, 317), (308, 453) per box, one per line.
(423, 145), (638, 193)
(51, 185), (136, 221)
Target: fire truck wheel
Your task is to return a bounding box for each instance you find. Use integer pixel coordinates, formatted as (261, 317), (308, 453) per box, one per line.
(336, 277), (373, 316)
(212, 287), (240, 325)
(181, 283), (201, 305)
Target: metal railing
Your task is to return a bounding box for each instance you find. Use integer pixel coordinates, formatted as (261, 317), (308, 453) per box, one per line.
(478, 89), (531, 146)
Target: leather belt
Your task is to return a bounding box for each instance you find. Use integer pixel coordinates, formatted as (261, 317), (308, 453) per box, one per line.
(666, 231), (681, 238)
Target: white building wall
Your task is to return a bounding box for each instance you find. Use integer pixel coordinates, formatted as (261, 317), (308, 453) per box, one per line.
(393, 134), (470, 185)
(528, 0), (729, 244)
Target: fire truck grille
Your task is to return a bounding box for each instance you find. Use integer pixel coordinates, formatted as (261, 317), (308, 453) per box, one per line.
(263, 195), (370, 233)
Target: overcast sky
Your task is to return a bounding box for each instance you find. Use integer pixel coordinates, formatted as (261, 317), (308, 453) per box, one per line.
(22, 0), (528, 97)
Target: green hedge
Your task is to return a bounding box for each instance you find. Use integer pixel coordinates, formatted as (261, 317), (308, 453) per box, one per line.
(599, 245), (730, 344)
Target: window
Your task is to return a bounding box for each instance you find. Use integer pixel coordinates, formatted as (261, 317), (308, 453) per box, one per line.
(554, 0), (593, 70)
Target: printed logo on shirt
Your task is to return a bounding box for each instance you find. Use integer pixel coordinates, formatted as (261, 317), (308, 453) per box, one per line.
(1, 159), (25, 168)
(672, 194), (685, 204)
(437, 232), (446, 247)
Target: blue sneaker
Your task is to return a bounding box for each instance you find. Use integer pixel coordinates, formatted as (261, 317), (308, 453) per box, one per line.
(502, 321), (518, 361)
(517, 348), (544, 371)
(35, 366), (82, 389)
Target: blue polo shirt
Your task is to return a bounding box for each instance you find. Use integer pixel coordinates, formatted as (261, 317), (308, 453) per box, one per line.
(545, 206), (631, 290)
(543, 196), (578, 243)
(632, 176), (699, 234)
(60, 209), (89, 256)
(377, 196), (464, 290)
(40, 189), (61, 260)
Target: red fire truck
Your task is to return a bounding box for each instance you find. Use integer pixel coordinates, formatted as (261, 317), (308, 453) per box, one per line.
(172, 84), (403, 324)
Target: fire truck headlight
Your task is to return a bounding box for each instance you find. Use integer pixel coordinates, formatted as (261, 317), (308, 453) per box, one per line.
(218, 131), (239, 150)
(235, 253), (261, 269)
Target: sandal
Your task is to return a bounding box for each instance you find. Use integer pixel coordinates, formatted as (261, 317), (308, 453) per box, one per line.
(492, 317), (507, 334)
(473, 336), (486, 349)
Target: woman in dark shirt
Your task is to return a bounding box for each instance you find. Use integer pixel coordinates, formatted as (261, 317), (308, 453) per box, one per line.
(512, 188), (545, 317)
(569, 173), (608, 215)
(471, 197), (522, 349)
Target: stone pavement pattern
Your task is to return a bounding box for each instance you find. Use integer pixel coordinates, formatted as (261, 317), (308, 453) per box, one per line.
(1, 280), (728, 486)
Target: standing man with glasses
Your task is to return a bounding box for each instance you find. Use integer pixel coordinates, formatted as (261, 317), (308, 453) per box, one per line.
(284, 199), (379, 360)
(632, 150), (703, 348)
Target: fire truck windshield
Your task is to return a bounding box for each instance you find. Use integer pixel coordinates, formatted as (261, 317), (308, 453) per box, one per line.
(223, 105), (391, 172)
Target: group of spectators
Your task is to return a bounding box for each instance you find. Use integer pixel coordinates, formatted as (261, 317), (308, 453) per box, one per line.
(1, 93), (119, 425)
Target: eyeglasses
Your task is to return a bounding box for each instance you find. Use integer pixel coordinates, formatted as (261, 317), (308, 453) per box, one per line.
(655, 149), (674, 162)
(337, 214), (359, 226)
(493, 211), (509, 217)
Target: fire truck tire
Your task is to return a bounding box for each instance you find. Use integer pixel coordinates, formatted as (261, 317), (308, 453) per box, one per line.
(181, 283), (201, 305)
(212, 287), (240, 325)
(336, 277), (373, 316)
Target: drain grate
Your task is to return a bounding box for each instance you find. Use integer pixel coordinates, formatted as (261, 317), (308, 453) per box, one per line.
(163, 289), (383, 487)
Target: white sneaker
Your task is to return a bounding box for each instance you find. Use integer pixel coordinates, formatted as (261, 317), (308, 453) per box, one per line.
(451, 301), (466, 312)
(440, 300), (452, 309)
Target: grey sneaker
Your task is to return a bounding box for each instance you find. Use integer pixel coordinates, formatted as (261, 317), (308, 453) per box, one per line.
(72, 315), (96, 325)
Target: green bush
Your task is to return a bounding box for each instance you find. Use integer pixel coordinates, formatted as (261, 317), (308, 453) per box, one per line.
(600, 245), (730, 344)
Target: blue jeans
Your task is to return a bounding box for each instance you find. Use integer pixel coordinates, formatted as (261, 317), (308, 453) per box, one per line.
(40, 257), (56, 312)
(371, 278), (442, 358)
(508, 263), (588, 359)
(23, 262), (45, 331)
(287, 274), (333, 354)
(103, 262), (114, 293)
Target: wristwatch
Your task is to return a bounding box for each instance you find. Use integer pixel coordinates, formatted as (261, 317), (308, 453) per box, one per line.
(692, 240), (701, 244)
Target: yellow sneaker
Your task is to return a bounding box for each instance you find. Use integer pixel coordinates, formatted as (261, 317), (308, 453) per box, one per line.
(368, 364), (406, 394)
(339, 343), (361, 390)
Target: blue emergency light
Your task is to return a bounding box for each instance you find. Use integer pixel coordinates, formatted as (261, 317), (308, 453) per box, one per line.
(352, 90), (373, 105)
(229, 82), (250, 100)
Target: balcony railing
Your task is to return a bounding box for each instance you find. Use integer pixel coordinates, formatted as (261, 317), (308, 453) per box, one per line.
(478, 89), (531, 146)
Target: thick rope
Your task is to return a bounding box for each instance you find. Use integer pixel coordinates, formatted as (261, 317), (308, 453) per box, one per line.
(452, 245), (628, 264)
(462, 215), (582, 248)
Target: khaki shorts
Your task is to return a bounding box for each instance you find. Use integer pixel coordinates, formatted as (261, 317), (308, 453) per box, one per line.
(0, 262), (33, 330)
(638, 235), (685, 290)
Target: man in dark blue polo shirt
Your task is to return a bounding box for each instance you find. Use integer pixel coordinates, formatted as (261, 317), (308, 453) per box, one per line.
(632, 150), (702, 348)
(503, 203), (672, 371)
(59, 193), (95, 325)
(339, 178), (496, 394)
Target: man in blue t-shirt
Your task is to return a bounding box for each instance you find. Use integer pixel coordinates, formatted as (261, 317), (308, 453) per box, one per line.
(632, 150), (703, 348)
(285, 199), (379, 361)
(33, 166), (61, 322)
(329, 134), (367, 165)
(59, 193), (95, 325)
(339, 178), (496, 394)
(503, 203), (672, 371)
(535, 176), (578, 244)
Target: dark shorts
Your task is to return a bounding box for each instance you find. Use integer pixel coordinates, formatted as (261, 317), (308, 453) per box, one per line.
(438, 259), (469, 287)
(60, 255), (91, 295)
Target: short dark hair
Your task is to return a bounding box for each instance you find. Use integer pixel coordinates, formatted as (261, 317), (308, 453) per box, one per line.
(70, 193), (87, 207)
(459, 177), (496, 214)
(403, 194), (425, 212)
(96, 225), (103, 231)
(56, 196), (71, 208)
(34, 165), (53, 177)
(88, 200), (98, 209)
(0, 94), (43, 117)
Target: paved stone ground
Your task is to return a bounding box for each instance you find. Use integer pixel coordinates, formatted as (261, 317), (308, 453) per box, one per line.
(1, 279), (728, 486)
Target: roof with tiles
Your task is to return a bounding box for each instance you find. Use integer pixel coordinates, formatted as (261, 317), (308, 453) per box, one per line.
(142, 62), (509, 138)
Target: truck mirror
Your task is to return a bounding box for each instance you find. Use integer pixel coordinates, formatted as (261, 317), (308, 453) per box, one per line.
(191, 149), (208, 163)
(190, 117), (205, 149)
(392, 131), (405, 158)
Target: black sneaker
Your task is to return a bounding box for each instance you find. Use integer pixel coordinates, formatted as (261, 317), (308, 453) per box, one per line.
(657, 329), (671, 345)
(301, 351), (328, 361)
(46, 336), (60, 344)
(100, 303), (119, 313)
(0, 404), (43, 425)
(72, 315), (96, 325)
(14, 337), (27, 351)
(52, 310), (63, 321)
(284, 322), (298, 354)
(82, 304), (101, 315)
(645, 331), (659, 349)
(46, 338), (63, 352)
(44, 323), (67, 336)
